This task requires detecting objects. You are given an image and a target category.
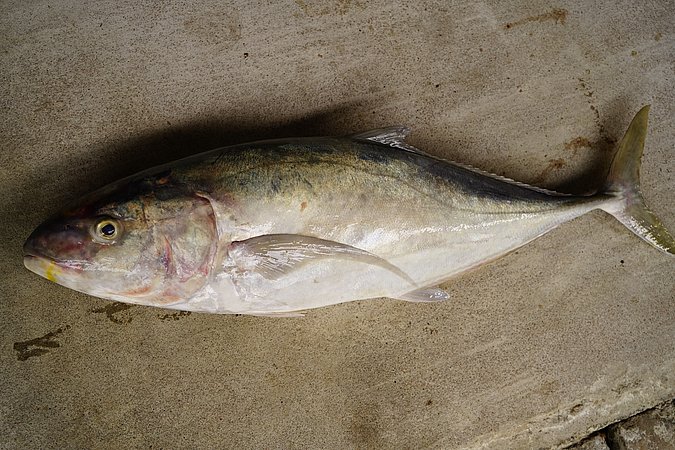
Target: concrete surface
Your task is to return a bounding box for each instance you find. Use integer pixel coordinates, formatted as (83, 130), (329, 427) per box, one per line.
(1, 0), (674, 448)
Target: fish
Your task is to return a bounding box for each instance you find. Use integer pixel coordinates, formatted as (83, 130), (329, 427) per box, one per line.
(23, 106), (674, 316)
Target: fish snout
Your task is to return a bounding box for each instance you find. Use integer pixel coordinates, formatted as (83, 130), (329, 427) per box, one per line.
(23, 222), (54, 260)
(23, 219), (96, 285)
(23, 218), (95, 263)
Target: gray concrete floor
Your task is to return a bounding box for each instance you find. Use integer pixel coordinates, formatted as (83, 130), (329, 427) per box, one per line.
(1, 0), (674, 448)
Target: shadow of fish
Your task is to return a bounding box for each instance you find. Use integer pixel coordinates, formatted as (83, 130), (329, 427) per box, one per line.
(23, 106), (673, 316)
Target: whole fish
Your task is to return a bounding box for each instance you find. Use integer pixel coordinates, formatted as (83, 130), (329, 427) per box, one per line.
(23, 106), (674, 316)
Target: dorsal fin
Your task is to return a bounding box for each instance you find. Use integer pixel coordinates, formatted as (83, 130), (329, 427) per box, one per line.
(350, 126), (435, 157)
(442, 160), (571, 196)
(350, 126), (569, 197)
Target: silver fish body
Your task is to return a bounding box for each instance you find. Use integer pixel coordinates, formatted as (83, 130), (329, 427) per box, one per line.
(23, 107), (674, 315)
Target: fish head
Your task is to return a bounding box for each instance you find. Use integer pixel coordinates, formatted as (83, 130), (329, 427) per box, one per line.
(23, 175), (217, 307)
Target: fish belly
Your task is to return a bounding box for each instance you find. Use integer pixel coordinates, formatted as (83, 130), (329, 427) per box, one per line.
(200, 204), (594, 314)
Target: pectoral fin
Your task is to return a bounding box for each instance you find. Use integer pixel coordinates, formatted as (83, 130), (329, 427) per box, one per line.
(227, 234), (415, 285)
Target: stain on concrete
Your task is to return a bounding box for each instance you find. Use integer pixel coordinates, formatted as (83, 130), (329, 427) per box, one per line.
(577, 79), (593, 98)
(533, 158), (566, 183)
(504, 8), (568, 29)
(158, 311), (192, 321)
(91, 302), (135, 324)
(564, 136), (614, 157)
(576, 78), (617, 152)
(565, 134), (616, 157)
(14, 325), (71, 361)
(565, 137), (593, 157)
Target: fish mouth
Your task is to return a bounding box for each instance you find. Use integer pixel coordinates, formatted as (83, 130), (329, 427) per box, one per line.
(23, 252), (162, 302)
(23, 253), (108, 302)
(23, 254), (84, 283)
(24, 254), (63, 282)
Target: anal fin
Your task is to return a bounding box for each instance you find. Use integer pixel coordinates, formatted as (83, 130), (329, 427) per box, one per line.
(397, 287), (450, 303)
(247, 311), (306, 318)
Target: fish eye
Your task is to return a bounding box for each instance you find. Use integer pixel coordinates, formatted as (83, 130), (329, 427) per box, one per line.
(94, 218), (121, 242)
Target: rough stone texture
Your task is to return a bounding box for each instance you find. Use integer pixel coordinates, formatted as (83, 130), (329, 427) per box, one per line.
(606, 401), (675, 450)
(1, 0), (674, 448)
(569, 434), (611, 450)
(566, 401), (675, 449)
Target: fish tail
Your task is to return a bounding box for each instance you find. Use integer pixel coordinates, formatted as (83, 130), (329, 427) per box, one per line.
(599, 105), (674, 255)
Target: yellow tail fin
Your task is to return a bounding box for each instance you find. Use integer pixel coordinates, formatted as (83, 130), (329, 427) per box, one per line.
(601, 105), (674, 255)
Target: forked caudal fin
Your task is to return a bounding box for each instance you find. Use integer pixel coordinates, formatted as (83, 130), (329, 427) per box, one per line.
(600, 105), (674, 255)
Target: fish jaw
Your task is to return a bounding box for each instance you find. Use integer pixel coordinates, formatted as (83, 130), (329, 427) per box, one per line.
(23, 254), (166, 305)
(23, 254), (89, 294)
(24, 255), (61, 283)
